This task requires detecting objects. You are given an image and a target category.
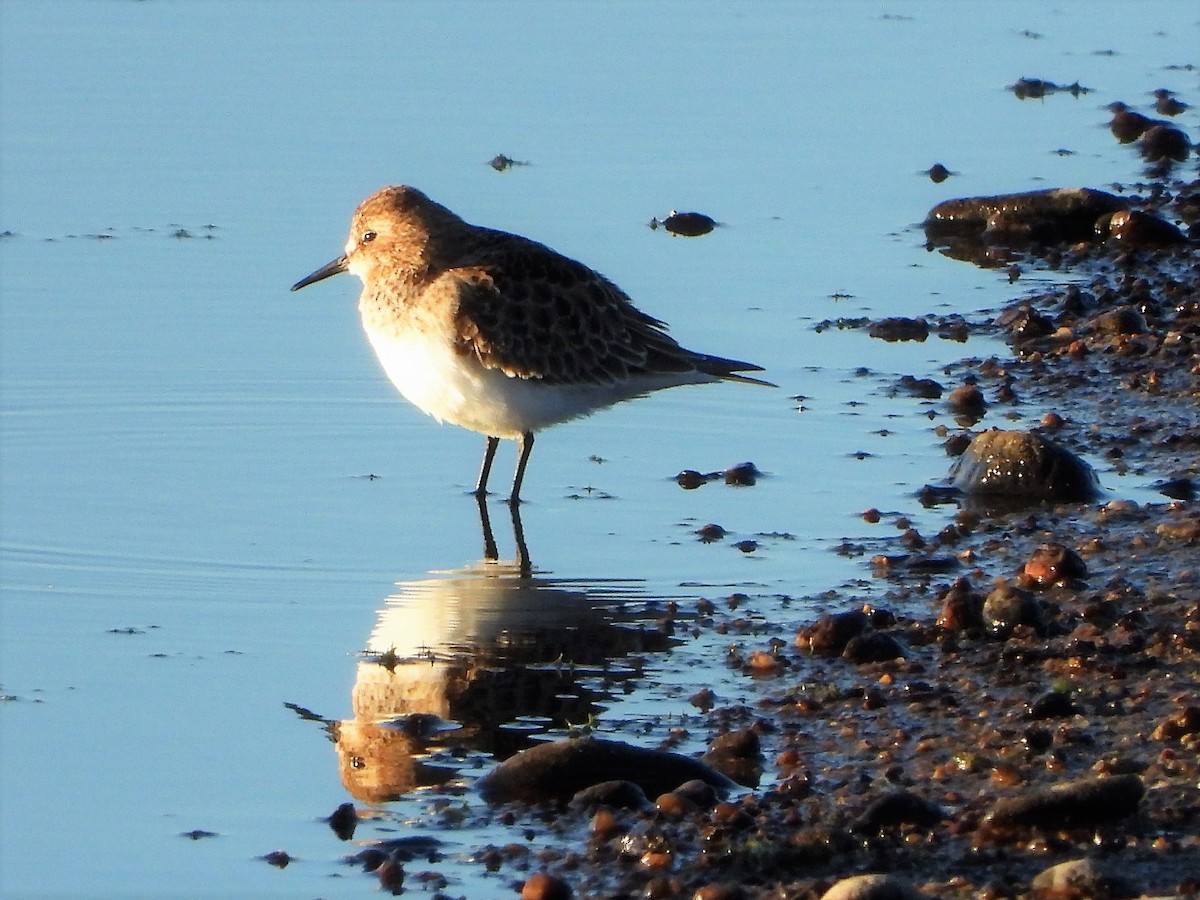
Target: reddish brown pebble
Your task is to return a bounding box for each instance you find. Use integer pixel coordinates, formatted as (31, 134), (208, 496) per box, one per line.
(1023, 542), (1087, 586)
(640, 850), (673, 870)
(522, 871), (573, 900)
(1040, 412), (1064, 431)
(862, 508), (882, 524)
(655, 791), (699, 818)
(591, 808), (620, 840)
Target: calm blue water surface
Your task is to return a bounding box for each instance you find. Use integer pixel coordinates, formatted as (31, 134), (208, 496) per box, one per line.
(1, 2), (1194, 896)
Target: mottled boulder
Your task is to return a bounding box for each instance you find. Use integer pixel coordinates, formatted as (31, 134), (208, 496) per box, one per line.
(950, 430), (1100, 503)
(478, 736), (736, 805)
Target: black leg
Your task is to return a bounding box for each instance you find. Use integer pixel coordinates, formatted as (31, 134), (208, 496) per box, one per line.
(475, 435), (500, 497)
(509, 431), (534, 505)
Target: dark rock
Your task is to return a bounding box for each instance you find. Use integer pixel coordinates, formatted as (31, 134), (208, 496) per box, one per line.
(724, 461), (760, 486)
(477, 736), (737, 804)
(982, 582), (1045, 637)
(1026, 690), (1078, 720)
(703, 729), (763, 787)
(1139, 123), (1190, 162)
(677, 469), (713, 489)
(1102, 209), (1186, 246)
(896, 375), (944, 399)
(1086, 306), (1148, 336)
(843, 631), (905, 663)
(327, 802), (358, 841)
(1152, 88), (1188, 117)
(950, 429), (1101, 503)
(1154, 477), (1195, 501)
(985, 773), (1144, 828)
(869, 317), (929, 342)
(998, 304), (1055, 343)
(924, 188), (1128, 246)
(927, 163), (952, 183)
(653, 210), (717, 237)
(675, 778), (721, 809)
(936, 578), (984, 631)
(852, 789), (945, 833)
(1108, 103), (1155, 143)
(797, 610), (870, 657)
(568, 779), (651, 811)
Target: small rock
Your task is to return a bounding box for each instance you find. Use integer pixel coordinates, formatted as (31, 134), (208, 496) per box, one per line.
(1139, 123), (1190, 162)
(1103, 209), (1185, 246)
(869, 317), (929, 342)
(1152, 88), (1188, 116)
(797, 610), (870, 657)
(1108, 102), (1154, 143)
(843, 631), (905, 663)
(946, 383), (987, 417)
(936, 578), (984, 631)
(1151, 706), (1200, 742)
(703, 730), (763, 787)
(896, 375), (944, 399)
(653, 210), (717, 237)
(327, 802), (358, 841)
(478, 736), (736, 804)
(1023, 542), (1087, 586)
(569, 779), (651, 811)
(982, 582), (1045, 637)
(1026, 690), (1078, 720)
(852, 790), (945, 833)
(1030, 857), (1137, 898)
(1087, 306), (1148, 336)
(820, 873), (925, 900)
(260, 850), (291, 868)
(926, 163), (952, 183)
(522, 871), (572, 900)
(724, 461), (760, 486)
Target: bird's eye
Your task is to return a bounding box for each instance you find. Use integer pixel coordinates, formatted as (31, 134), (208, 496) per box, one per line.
(361, 231), (377, 244)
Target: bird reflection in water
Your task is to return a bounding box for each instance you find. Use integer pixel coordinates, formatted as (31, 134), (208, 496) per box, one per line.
(290, 501), (676, 804)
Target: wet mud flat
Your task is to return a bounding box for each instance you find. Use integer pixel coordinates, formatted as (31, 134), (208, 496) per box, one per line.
(449, 182), (1200, 899)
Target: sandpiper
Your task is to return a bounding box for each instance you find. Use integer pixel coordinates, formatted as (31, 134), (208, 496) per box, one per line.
(292, 186), (771, 503)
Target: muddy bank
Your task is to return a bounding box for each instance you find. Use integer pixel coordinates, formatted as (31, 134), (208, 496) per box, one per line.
(446, 148), (1200, 900)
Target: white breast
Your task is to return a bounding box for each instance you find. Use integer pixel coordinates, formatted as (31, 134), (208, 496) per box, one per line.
(363, 324), (683, 438)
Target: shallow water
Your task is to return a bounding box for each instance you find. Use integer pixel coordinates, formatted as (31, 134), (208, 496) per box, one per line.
(1, 1), (1194, 896)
